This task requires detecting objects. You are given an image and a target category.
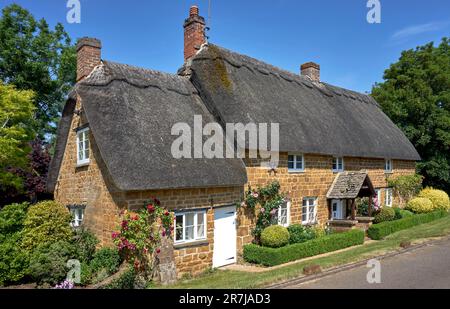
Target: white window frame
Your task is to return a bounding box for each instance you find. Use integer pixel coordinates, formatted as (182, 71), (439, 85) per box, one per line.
(76, 127), (90, 166)
(69, 207), (85, 228)
(277, 201), (291, 227)
(288, 154), (305, 173)
(332, 157), (345, 173)
(385, 188), (393, 207)
(385, 159), (393, 173)
(302, 197), (317, 225)
(174, 210), (207, 244)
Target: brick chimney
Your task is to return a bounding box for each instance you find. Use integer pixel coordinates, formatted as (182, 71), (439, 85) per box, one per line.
(183, 5), (206, 62)
(76, 37), (102, 82)
(301, 62), (320, 83)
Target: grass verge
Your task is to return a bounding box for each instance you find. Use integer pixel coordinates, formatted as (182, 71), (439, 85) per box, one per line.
(158, 215), (450, 289)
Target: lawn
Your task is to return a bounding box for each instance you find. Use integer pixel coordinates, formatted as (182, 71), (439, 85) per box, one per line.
(159, 215), (450, 289)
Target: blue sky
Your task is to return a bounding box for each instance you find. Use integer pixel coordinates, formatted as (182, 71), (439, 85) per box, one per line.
(1, 0), (449, 93)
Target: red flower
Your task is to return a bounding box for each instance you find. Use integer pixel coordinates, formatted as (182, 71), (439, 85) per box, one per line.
(147, 204), (155, 213)
(121, 220), (128, 229)
(154, 198), (161, 206)
(132, 215), (139, 221)
(156, 248), (161, 254)
(112, 232), (120, 239)
(162, 230), (166, 237)
(164, 211), (170, 216)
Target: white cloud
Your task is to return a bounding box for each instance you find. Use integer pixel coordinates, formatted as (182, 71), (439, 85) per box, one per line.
(391, 21), (448, 40)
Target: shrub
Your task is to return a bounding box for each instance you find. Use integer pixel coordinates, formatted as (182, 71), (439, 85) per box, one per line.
(102, 265), (136, 289)
(367, 210), (448, 240)
(28, 240), (78, 285)
(399, 209), (414, 218)
(260, 225), (290, 248)
(72, 229), (99, 263)
(21, 201), (73, 252)
(388, 174), (423, 205)
(0, 233), (29, 286)
(374, 207), (396, 224)
(90, 248), (121, 275)
(244, 229), (365, 266)
(287, 225), (316, 244)
(393, 207), (402, 220)
(418, 188), (450, 211)
(405, 197), (434, 214)
(0, 202), (29, 238)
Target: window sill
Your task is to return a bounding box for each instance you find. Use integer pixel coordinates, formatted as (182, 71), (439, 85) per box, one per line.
(288, 170), (305, 174)
(385, 171), (394, 175)
(332, 170), (344, 174)
(174, 239), (209, 249)
(76, 162), (90, 168)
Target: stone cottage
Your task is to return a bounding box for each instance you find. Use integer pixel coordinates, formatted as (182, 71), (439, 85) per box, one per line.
(47, 6), (420, 278)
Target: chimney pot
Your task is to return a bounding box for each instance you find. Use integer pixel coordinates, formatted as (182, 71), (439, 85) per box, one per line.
(76, 37), (102, 82)
(301, 62), (320, 83)
(183, 5), (206, 62)
(190, 5), (199, 17)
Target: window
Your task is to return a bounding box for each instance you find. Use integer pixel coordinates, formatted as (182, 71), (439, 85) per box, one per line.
(77, 127), (90, 166)
(385, 159), (393, 173)
(274, 202), (290, 227)
(332, 157), (344, 172)
(174, 210), (207, 244)
(288, 154), (305, 172)
(68, 205), (85, 228)
(385, 188), (393, 207)
(302, 197), (317, 225)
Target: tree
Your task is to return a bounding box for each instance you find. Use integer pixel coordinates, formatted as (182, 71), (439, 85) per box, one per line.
(0, 82), (35, 190)
(0, 4), (76, 139)
(372, 38), (450, 192)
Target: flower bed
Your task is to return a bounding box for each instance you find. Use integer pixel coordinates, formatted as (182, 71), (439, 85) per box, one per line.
(243, 229), (365, 267)
(367, 210), (449, 240)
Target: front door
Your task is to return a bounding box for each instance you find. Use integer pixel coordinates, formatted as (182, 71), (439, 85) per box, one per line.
(213, 206), (237, 268)
(331, 200), (345, 220)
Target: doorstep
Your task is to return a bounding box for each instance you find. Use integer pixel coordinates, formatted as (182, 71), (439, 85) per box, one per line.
(221, 240), (376, 273)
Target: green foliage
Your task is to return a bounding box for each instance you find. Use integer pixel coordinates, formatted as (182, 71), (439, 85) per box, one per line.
(243, 230), (365, 267)
(241, 181), (286, 242)
(418, 187), (450, 211)
(0, 232), (29, 286)
(0, 83), (35, 189)
(367, 210), (448, 240)
(374, 207), (396, 224)
(21, 200), (73, 252)
(0, 4), (76, 138)
(388, 174), (424, 205)
(90, 248), (121, 276)
(28, 240), (77, 285)
(102, 265), (136, 289)
(393, 207), (414, 220)
(372, 38), (450, 192)
(72, 229), (99, 263)
(260, 225), (290, 248)
(0, 202), (29, 238)
(287, 224), (318, 244)
(405, 197), (434, 214)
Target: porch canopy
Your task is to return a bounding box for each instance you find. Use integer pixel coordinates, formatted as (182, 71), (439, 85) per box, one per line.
(326, 171), (376, 220)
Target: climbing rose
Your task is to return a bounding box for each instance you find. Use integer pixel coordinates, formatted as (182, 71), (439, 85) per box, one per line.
(164, 211), (170, 216)
(147, 204), (155, 213)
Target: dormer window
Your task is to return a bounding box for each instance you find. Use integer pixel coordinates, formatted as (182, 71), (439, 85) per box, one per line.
(77, 127), (90, 166)
(332, 157), (344, 173)
(385, 159), (393, 173)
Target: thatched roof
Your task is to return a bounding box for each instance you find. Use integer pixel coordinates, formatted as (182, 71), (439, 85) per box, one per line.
(326, 171), (375, 199)
(47, 61), (247, 192)
(188, 44), (421, 161)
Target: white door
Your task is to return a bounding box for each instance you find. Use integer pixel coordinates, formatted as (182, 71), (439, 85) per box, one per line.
(213, 205), (237, 268)
(331, 200), (344, 220)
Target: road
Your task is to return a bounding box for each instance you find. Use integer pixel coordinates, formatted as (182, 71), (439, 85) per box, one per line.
(283, 238), (450, 289)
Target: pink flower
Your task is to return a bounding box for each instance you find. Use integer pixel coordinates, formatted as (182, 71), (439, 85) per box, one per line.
(112, 232), (120, 239)
(252, 192), (259, 198)
(162, 230), (166, 237)
(241, 201), (247, 207)
(260, 208), (265, 213)
(121, 220), (129, 229)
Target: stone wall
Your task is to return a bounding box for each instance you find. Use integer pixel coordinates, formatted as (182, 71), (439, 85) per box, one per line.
(237, 153), (417, 253)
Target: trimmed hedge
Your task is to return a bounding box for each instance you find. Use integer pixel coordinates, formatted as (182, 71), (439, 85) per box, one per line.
(367, 210), (449, 240)
(243, 229), (365, 267)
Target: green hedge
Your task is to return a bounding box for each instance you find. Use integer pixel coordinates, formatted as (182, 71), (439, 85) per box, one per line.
(367, 210), (449, 240)
(243, 229), (365, 267)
